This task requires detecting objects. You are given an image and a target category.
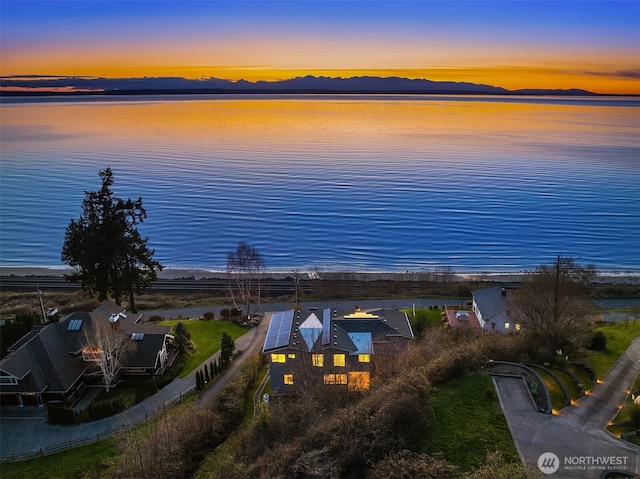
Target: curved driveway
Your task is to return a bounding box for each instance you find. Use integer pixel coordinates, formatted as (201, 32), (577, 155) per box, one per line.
(493, 337), (640, 478)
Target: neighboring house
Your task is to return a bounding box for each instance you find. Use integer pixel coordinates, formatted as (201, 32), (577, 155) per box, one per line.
(472, 286), (521, 333)
(0, 302), (172, 407)
(263, 306), (414, 394)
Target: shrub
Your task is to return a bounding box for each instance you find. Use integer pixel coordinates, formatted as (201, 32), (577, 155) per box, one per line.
(148, 315), (164, 322)
(220, 309), (230, 319)
(47, 404), (77, 425)
(588, 330), (607, 350)
(203, 311), (215, 320)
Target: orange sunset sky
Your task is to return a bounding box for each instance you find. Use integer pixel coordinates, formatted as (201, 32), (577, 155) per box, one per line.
(1, 0), (639, 94)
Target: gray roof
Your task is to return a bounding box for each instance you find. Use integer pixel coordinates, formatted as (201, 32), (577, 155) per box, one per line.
(0, 302), (171, 395)
(125, 334), (168, 369)
(264, 307), (414, 354)
(472, 286), (511, 325)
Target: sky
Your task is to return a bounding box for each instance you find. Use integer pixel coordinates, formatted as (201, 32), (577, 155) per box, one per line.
(1, 0), (639, 94)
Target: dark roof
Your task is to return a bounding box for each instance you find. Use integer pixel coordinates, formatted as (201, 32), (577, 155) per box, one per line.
(125, 334), (168, 369)
(263, 307), (414, 354)
(0, 302), (170, 395)
(0, 322), (88, 394)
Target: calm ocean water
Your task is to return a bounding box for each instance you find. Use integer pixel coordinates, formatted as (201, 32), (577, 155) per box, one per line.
(1, 94), (639, 273)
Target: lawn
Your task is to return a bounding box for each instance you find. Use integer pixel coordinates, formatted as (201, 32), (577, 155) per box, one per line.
(421, 372), (521, 473)
(589, 320), (640, 379)
(404, 308), (444, 335)
(529, 365), (567, 412)
(607, 373), (640, 446)
(160, 319), (247, 377)
(0, 439), (118, 479)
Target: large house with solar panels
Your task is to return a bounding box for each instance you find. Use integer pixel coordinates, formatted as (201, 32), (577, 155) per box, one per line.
(263, 306), (414, 394)
(0, 302), (173, 407)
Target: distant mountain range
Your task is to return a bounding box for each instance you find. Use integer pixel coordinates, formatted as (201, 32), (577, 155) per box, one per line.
(0, 74), (596, 96)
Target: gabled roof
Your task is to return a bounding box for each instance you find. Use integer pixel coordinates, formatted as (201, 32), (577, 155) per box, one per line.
(472, 286), (511, 325)
(0, 302), (171, 395)
(263, 307), (414, 354)
(125, 334), (168, 369)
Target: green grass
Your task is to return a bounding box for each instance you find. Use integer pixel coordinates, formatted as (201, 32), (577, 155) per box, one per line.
(160, 319), (247, 377)
(404, 308), (444, 335)
(589, 320), (640, 379)
(550, 367), (583, 401)
(421, 372), (521, 473)
(607, 373), (640, 445)
(0, 438), (119, 479)
(565, 363), (595, 390)
(530, 365), (567, 412)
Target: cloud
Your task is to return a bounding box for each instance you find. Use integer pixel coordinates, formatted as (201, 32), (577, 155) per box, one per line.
(586, 68), (640, 79)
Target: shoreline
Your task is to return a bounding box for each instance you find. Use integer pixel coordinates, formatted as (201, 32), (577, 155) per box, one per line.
(2, 265), (638, 284)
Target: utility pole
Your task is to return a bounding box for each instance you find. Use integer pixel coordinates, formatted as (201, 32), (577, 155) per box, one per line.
(36, 284), (47, 324)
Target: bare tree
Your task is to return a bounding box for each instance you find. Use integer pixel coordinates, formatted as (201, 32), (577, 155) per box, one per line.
(508, 256), (596, 356)
(82, 318), (131, 392)
(226, 242), (265, 321)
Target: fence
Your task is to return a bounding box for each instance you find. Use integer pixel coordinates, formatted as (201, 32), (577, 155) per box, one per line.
(0, 384), (196, 462)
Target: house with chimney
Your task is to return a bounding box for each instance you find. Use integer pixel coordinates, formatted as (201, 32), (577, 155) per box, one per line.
(0, 302), (173, 407)
(471, 286), (520, 333)
(263, 306), (414, 394)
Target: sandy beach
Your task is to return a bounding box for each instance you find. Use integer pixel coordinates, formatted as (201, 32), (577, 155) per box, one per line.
(1, 265), (638, 285)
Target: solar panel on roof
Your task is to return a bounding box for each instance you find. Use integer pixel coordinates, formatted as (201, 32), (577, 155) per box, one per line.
(322, 308), (331, 345)
(67, 319), (83, 331)
(263, 310), (295, 351)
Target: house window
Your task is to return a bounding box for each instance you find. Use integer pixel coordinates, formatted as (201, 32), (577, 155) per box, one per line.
(504, 323), (510, 330)
(491, 323), (496, 330)
(284, 374), (294, 385)
(271, 353), (286, 363)
(288, 353), (296, 359)
(324, 373), (347, 385)
(358, 354), (371, 363)
(348, 372), (371, 391)
(515, 323), (522, 331)
(0, 376), (18, 385)
(333, 354), (346, 367)
(312, 353), (324, 367)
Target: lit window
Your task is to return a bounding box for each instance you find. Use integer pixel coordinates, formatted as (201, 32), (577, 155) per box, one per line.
(312, 353), (324, 367)
(333, 354), (346, 367)
(324, 374), (347, 385)
(348, 372), (371, 391)
(284, 374), (294, 385)
(271, 353), (286, 363)
(504, 323), (510, 329)
(515, 323), (522, 331)
(358, 354), (370, 363)
(288, 353), (296, 359)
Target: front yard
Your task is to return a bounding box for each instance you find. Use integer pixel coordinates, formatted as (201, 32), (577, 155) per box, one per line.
(160, 319), (247, 377)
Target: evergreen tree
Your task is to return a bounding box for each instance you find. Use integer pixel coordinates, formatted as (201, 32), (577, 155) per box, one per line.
(221, 331), (236, 364)
(204, 365), (210, 383)
(61, 168), (163, 312)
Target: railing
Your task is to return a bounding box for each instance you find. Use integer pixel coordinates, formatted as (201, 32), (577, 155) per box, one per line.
(1, 384), (197, 462)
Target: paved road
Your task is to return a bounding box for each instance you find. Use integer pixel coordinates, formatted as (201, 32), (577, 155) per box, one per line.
(493, 337), (640, 478)
(1, 298), (441, 460)
(0, 313), (268, 461)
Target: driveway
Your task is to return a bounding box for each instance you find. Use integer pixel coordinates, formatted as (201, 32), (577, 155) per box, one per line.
(1, 297), (444, 460)
(493, 338), (640, 478)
